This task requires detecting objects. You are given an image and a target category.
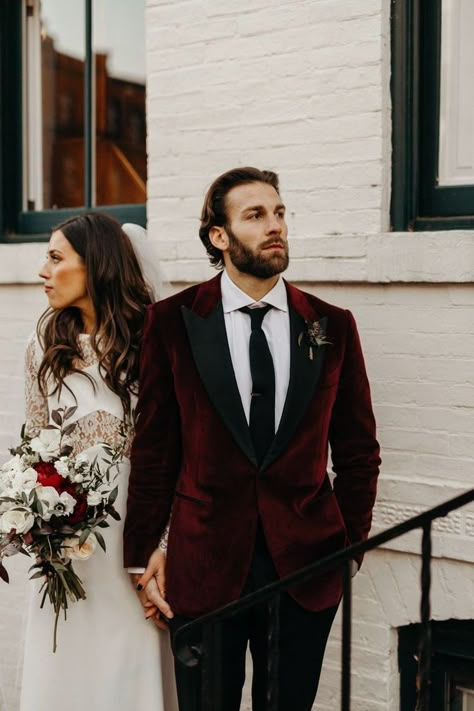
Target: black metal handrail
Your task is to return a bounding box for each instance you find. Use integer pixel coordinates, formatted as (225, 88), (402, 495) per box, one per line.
(173, 488), (474, 711)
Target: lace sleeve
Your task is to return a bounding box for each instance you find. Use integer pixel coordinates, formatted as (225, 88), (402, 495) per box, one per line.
(158, 519), (170, 552)
(24, 334), (49, 437)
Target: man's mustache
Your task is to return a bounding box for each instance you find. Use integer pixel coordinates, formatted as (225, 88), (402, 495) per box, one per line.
(260, 238), (288, 250)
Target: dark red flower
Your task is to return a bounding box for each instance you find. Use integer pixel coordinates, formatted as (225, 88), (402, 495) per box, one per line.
(33, 462), (63, 491)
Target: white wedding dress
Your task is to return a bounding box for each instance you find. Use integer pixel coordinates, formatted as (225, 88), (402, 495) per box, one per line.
(19, 334), (178, 711)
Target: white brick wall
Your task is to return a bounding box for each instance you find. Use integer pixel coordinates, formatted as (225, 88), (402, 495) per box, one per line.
(146, 0), (388, 243)
(0, 285), (44, 457)
(0, 285), (43, 710)
(1, 0), (474, 709)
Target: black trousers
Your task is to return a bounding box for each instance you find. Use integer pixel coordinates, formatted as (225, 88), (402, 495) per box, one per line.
(169, 525), (338, 711)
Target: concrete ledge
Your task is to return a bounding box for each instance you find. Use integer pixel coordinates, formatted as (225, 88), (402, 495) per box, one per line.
(1, 231), (474, 285)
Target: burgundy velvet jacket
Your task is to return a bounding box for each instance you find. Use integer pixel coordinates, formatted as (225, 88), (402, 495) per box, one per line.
(124, 274), (380, 617)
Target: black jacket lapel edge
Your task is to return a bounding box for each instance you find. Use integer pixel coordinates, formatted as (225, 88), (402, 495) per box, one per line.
(181, 304), (257, 468)
(260, 312), (329, 471)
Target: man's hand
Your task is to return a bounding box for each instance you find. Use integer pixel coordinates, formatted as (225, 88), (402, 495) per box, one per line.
(129, 549), (174, 630)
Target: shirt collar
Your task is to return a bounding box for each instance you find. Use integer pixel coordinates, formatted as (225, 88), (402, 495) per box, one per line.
(221, 270), (288, 314)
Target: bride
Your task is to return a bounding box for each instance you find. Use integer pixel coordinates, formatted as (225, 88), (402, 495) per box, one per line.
(19, 213), (178, 711)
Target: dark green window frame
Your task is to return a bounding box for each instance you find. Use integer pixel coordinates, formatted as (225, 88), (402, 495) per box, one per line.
(391, 0), (474, 231)
(399, 619), (474, 710)
(0, 0), (145, 243)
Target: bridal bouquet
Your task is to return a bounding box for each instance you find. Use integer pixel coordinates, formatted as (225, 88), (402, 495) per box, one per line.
(0, 407), (125, 651)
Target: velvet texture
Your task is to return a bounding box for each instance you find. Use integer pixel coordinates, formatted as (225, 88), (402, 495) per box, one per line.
(124, 274), (380, 617)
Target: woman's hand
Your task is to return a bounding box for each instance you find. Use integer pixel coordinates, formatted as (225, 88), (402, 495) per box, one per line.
(130, 548), (174, 630)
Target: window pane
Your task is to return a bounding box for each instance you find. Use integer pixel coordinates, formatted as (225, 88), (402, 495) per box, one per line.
(93, 0), (146, 206)
(29, 0), (86, 209)
(451, 683), (474, 710)
(24, 0), (146, 216)
(438, 0), (474, 187)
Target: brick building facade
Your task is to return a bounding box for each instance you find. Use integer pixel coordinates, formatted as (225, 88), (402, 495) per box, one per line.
(1, 1), (474, 709)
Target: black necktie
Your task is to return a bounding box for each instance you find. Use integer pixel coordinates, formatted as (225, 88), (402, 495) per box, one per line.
(240, 305), (275, 465)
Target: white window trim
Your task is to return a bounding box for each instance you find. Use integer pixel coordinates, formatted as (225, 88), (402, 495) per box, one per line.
(23, 0), (44, 211)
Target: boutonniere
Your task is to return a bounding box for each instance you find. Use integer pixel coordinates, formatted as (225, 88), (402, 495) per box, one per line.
(298, 320), (331, 361)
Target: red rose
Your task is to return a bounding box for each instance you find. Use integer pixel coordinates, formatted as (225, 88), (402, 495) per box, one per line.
(61, 485), (87, 524)
(33, 462), (63, 491)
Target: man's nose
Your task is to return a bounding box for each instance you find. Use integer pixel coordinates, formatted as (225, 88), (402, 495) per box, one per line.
(266, 214), (282, 234)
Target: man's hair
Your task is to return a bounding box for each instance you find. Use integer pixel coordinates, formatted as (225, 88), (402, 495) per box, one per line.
(199, 167), (280, 269)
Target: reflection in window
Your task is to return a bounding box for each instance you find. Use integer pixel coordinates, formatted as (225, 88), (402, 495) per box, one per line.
(27, 0), (146, 210)
(451, 684), (474, 711)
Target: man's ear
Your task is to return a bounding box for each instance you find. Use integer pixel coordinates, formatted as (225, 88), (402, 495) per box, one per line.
(209, 226), (229, 252)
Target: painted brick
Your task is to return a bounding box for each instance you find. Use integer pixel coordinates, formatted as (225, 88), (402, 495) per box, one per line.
(1, 1), (473, 709)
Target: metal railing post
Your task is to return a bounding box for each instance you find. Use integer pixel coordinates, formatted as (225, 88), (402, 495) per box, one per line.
(341, 560), (352, 711)
(266, 592), (280, 710)
(201, 619), (223, 710)
(416, 522), (432, 711)
(171, 489), (474, 711)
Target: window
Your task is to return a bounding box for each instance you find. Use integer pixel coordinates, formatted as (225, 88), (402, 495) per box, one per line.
(391, 0), (474, 230)
(399, 620), (474, 711)
(0, 0), (146, 241)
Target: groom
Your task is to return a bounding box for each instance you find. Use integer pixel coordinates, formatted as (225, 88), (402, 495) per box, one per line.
(124, 167), (380, 710)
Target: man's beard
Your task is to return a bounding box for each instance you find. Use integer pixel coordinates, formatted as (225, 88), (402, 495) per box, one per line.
(226, 227), (289, 278)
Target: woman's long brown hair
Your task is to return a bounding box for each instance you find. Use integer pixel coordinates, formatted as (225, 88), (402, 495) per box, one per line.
(37, 213), (153, 418)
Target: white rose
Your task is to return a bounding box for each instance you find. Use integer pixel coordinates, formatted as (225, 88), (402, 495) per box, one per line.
(55, 459), (70, 477)
(36, 486), (60, 521)
(0, 508), (35, 534)
(30, 429), (61, 461)
(1, 455), (23, 475)
(73, 474), (84, 484)
(0, 501), (15, 514)
(10, 467), (38, 495)
(62, 532), (98, 561)
(87, 491), (102, 506)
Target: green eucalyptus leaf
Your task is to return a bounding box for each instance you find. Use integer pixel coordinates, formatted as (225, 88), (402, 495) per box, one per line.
(94, 531), (106, 552)
(0, 563), (9, 583)
(64, 406), (78, 420)
(38, 526), (53, 535)
(51, 410), (63, 426)
(107, 508), (121, 521)
(78, 529), (91, 547)
(59, 526), (75, 534)
(108, 487), (118, 506)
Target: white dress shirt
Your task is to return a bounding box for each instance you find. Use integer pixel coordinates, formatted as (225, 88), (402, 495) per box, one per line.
(221, 270), (290, 429)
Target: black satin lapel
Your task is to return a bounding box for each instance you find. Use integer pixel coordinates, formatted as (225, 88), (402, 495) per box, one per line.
(260, 311), (329, 471)
(181, 304), (257, 468)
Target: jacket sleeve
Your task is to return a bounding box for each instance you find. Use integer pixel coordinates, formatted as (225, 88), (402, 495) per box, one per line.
(123, 304), (182, 567)
(329, 310), (380, 559)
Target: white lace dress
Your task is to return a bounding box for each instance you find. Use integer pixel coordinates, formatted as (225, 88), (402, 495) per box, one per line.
(19, 334), (178, 711)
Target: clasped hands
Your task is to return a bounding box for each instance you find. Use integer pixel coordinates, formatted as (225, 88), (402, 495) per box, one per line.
(130, 548), (174, 630)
